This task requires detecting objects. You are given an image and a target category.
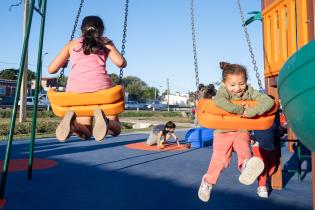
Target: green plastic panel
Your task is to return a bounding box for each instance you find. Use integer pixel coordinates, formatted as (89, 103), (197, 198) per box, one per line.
(278, 40), (315, 151)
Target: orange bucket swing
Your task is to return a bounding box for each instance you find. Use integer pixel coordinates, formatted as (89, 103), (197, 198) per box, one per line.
(47, 85), (125, 117)
(196, 98), (279, 130)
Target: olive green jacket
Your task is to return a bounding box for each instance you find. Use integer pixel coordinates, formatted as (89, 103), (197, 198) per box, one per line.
(213, 84), (274, 133)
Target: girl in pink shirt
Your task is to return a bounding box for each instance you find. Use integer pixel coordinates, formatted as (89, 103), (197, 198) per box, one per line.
(48, 16), (127, 142)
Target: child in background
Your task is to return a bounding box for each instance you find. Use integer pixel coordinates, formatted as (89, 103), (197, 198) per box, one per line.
(157, 121), (180, 149)
(197, 83), (217, 99)
(151, 121), (180, 149)
(252, 119), (279, 198)
(48, 16), (127, 142)
(198, 61), (275, 202)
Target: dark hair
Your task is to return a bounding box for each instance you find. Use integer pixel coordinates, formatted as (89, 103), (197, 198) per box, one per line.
(219, 62), (248, 82)
(197, 83), (216, 99)
(80, 16), (105, 55)
(165, 121), (176, 129)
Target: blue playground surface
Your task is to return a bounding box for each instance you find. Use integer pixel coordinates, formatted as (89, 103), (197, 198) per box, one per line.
(0, 130), (312, 210)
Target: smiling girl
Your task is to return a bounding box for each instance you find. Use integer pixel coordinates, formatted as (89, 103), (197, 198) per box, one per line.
(198, 62), (274, 202)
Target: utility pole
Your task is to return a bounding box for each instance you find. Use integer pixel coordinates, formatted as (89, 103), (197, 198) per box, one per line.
(167, 78), (170, 111)
(19, 0), (29, 123)
(154, 87), (157, 100)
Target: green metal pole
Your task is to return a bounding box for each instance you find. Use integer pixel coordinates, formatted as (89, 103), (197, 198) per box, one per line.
(28, 0), (47, 180)
(0, 0), (35, 199)
(38, 0), (43, 8)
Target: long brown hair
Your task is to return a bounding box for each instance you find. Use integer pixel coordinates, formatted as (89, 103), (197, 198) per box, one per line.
(80, 16), (105, 55)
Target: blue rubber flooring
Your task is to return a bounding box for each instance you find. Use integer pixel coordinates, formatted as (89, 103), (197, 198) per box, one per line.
(0, 130), (312, 210)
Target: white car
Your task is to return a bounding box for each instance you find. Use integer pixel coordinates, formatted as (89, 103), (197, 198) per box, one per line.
(146, 100), (166, 110)
(19, 96), (50, 108)
(38, 94), (50, 107)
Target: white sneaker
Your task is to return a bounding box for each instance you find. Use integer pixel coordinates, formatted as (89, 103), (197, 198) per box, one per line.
(257, 186), (269, 198)
(198, 177), (213, 202)
(239, 157), (264, 185)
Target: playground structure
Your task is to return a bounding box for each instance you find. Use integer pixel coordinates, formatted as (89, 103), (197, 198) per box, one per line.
(0, 0), (315, 208)
(261, 0), (315, 197)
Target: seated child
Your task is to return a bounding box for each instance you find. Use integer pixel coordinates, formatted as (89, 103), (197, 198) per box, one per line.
(198, 61), (274, 202)
(145, 121), (180, 149)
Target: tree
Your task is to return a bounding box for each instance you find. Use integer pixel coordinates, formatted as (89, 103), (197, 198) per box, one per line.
(125, 80), (143, 101)
(58, 75), (68, 87)
(142, 87), (156, 101)
(0, 68), (35, 81)
(188, 91), (196, 103)
(109, 73), (120, 85)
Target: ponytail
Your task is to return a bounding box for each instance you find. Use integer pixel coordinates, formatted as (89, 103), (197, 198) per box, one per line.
(80, 16), (105, 55)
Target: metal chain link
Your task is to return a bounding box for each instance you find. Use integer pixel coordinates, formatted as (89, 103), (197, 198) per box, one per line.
(237, 0), (263, 91)
(119, 0), (129, 84)
(57, 0), (84, 89)
(190, 0), (199, 91)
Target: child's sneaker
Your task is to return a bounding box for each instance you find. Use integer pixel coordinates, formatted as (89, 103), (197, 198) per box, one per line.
(93, 109), (108, 142)
(56, 110), (75, 142)
(239, 157), (264, 185)
(257, 186), (269, 198)
(198, 176), (213, 202)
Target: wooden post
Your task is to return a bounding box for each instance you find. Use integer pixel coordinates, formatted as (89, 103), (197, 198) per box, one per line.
(312, 153), (315, 210)
(19, 0), (29, 123)
(265, 80), (283, 190)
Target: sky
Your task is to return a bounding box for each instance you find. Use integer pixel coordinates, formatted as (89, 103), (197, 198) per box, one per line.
(0, 0), (264, 95)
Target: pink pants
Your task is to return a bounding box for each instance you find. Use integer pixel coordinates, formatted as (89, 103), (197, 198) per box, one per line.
(204, 132), (251, 184)
(252, 146), (277, 187)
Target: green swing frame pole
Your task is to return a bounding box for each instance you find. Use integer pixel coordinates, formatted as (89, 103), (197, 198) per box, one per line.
(28, 0), (47, 180)
(0, 0), (36, 199)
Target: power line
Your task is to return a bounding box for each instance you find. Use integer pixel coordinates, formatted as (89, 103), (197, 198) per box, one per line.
(0, 61), (49, 68)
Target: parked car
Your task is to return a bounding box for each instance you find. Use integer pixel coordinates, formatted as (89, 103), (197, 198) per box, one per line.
(125, 101), (139, 110)
(18, 96), (49, 109)
(137, 102), (147, 110)
(38, 94), (50, 107)
(146, 100), (166, 110)
(0, 96), (14, 106)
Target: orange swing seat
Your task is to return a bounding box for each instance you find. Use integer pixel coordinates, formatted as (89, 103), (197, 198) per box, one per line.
(47, 85), (125, 117)
(196, 98), (279, 130)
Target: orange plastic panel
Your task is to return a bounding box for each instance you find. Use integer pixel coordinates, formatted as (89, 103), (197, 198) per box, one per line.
(262, 0), (311, 78)
(196, 99), (278, 130)
(47, 85), (124, 106)
(51, 100), (125, 117)
(197, 98), (279, 116)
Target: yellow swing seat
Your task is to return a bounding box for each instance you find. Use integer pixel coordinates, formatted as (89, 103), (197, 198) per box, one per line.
(197, 98), (279, 130)
(47, 85), (125, 117)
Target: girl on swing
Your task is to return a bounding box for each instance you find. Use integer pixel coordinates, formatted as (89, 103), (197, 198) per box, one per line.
(48, 16), (127, 142)
(198, 62), (274, 202)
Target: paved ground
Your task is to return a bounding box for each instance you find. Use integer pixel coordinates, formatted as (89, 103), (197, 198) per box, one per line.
(0, 130), (312, 210)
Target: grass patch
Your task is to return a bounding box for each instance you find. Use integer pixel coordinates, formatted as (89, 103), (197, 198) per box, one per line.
(119, 111), (182, 118)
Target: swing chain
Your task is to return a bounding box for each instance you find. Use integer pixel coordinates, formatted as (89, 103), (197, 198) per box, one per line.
(237, 0), (263, 91)
(119, 0), (129, 84)
(190, 0), (200, 90)
(57, 0), (85, 89)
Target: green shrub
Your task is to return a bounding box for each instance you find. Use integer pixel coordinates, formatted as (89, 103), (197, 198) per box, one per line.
(121, 122), (133, 129)
(0, 109), (12, 118)
(16, 122), (32, 134)
(0, 119), (59, 137)
(0, 109), (55, 118)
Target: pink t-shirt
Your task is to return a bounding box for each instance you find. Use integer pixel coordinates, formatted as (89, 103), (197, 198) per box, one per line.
(66, 38), (113, 93)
